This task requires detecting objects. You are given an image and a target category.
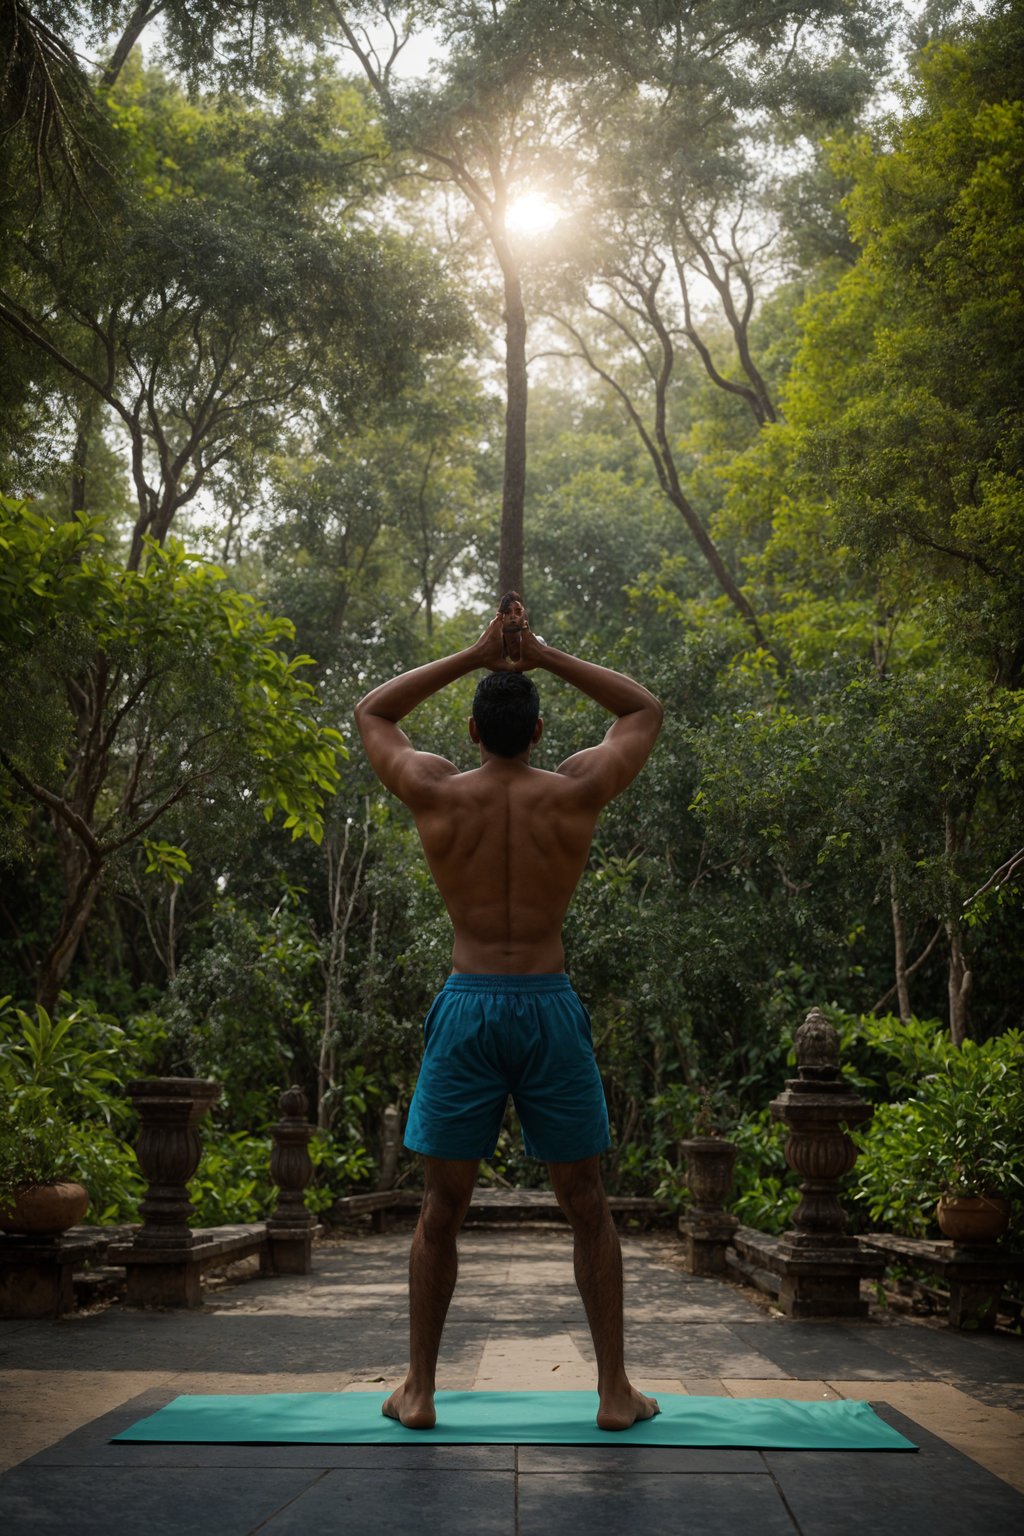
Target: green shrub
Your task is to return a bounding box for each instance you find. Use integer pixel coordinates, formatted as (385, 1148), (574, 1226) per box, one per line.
(853, 1029), (1024, 1240)
(0, 994), (166, 1123)
(187, 1122), (377, 1227)
(190, 1130), (276, 1226)
(0, 1089), (79, 1204)
(729, 1108), (799, 1234)
(0, 995), (166, 1224)
(307, 1128), (375, 1210)
(63, 1123), (144, 1225)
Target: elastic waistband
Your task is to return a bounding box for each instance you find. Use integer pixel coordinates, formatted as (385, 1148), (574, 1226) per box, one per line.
(444, 971), (572, 993)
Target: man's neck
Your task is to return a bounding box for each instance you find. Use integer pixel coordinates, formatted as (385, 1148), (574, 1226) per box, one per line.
(478, 747), (532, 768)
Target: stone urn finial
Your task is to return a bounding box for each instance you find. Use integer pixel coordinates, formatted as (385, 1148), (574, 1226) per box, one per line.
(278, 1085), (309, 1122)
(794, 1007), (839, 1077)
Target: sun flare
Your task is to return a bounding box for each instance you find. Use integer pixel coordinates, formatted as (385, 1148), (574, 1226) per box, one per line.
(505, 191), (565, 236)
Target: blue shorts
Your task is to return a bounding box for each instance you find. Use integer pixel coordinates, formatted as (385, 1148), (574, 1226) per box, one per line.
(403, 973), (610, 1163)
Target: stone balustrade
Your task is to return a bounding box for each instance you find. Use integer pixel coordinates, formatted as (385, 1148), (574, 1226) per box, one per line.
(109, 1077), (320, 1307)
(729, 1007), (884, 1316)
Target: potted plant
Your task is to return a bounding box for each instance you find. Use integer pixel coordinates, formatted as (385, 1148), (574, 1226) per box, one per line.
(679, 1085), (738, 1212)
(0, 1090), (89, 1235)
(854, 1038), (1024, 1245)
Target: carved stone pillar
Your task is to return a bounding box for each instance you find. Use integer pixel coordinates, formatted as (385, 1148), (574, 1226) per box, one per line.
(267, 1086), (320, 1274)
(768, 1009), (883, 1316)
(677, 1137), (739, 1277)
(116, 1077), (220, 1307)
(126, 1077), (221, 1249)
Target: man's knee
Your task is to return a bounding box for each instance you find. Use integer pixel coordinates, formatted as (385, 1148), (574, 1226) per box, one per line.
(419, 1159), (476, 1237)
(550, 1158), (610, 1230)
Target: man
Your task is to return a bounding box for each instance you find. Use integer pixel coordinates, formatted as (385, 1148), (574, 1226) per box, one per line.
(354, 605), (663, 1431)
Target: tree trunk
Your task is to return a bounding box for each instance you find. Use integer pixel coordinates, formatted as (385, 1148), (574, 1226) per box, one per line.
(943, 806), (971, 1046)
(70, 423), (88, 516)
(37, 866), (103, 1014)
(946, 918), (971, 1048)
(102, 2), (166, 88)
(166, 883), (178, 982)
(499, 259), (527, 597)
(316, 804), (371, 1129)
(889, 868), (912, 1026)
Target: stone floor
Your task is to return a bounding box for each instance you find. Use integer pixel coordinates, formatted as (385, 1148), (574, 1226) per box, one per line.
(1, 1223), (1023, 1534)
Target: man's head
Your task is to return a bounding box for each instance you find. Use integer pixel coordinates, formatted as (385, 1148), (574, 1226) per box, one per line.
(470, 672), (542, 758)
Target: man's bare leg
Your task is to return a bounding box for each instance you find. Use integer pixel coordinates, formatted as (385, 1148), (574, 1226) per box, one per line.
(383, 1155), (479, 1429)
(549, 1155), (660, 1430)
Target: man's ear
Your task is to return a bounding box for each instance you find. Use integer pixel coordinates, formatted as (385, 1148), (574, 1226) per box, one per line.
(468, 716), (481, 744)
(532, 716), (544, 744)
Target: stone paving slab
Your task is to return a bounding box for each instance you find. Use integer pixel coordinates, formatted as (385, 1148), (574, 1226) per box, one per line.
(620, 1322), (794, 1379)
(517, 1445), (766, 1473)
(862, 1318), (1024, 1387)
(261, 1468), (516, 1534)
(967, 1383), (1024, 1413)
(1, 1224), (1023, 1534)
(763, 1406), (1024, 1536)
(823, 1380), (1024, 1492)
(0, 1467), (324, 1536)
(728, 1320), (940, 1381)
(8, 1386), (1023, 1536)
(517, 1468), (797, 1536)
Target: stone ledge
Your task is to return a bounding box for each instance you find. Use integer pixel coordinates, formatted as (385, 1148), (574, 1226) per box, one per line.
(860, 1232), (1024, 1331)
(0, 1225), (132, 1265)
(728, 1224), (884, 1319)
(107, 1223), (269, 1266)
(859, 1233), (1024, 1280)
(391, 1189), (673, 1226)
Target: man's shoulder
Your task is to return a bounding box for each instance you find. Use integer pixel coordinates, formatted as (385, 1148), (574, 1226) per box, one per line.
(426, 763), (580, 800)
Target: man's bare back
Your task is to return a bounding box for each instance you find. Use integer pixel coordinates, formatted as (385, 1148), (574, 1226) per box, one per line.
(354, 608), (663, 1434)
(412, 760), (599, 973)
(355, 610), (663, 973)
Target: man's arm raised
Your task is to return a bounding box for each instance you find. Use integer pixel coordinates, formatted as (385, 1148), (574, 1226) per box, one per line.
(354, 617), (507, 805)
(517, 628), (663, 806)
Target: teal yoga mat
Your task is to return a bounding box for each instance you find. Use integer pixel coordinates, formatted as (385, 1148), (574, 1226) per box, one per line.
(114, 1391), (916, 1451)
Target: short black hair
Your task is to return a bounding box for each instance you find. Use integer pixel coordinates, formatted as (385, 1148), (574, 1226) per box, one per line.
(472, 672), (540, 757)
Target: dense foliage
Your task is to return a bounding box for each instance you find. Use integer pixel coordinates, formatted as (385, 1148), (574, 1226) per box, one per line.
(1, 2), (1021, 1244)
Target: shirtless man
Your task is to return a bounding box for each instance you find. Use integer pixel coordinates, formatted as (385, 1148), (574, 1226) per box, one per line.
(354, 606), (663, 1432)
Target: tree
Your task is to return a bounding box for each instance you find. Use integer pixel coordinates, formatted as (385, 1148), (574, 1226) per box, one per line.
(327, 0), (892, 600)
(789, 0), (1024, 684)
(0, 496), (345, 1010)
(1, 58), (466, 565)
(528, 0), (894, 661)
(678, 0), (1024, 1042)
(0, 51), (471, 1007)
(326, 2), (575, 594)
(789, 0), (1024, 1034)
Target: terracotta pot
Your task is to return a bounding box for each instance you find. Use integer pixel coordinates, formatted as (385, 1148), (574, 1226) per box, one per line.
(936, 1194), (1011, 1245)
(0, 1181), (90, 1235)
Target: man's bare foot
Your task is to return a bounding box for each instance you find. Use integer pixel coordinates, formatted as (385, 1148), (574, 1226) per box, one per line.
(382, 1383), (436, 1429)
(596, 1384), (661, 1432)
